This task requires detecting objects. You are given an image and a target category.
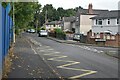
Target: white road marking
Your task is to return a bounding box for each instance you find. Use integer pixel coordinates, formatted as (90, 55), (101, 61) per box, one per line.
(71, 45), (75, 46)
(26, 39), (37, 55)
(31, 48), (37, 54)
(28, 37), (42, 47)
(78, 46), (104, 53)
(45, 46), (50, 48)
(54, 52), (61, 53)
(99, 51), (104, 53)
(39, 50), (45, 52)
(109, 51), (117, 53)
(44, 53), (60, 56)
(48, 49), (54, 51)
(37, 47), (50, 50)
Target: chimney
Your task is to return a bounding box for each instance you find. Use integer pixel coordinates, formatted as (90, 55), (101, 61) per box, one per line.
(88, 3), (93, 14)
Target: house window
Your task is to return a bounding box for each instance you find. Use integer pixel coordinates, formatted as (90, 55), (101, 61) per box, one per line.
(76, 17), (79, 22)
(117, 19), (119, 24)
(98, 19), (102, 25)
(96, 19), (98, 25)
(111, 36), (115, 40)
(53, 24), (55, 27)
(103, 35), (106, 39)
(106, 35), (110, 40)
(108, 19), (110, 25)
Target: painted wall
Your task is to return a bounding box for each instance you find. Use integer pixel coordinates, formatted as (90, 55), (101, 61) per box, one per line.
(80, 14), (96, 35)
(92, 18), (119, 34)
(72, 22), (75, 28)
(64, 22), (71, 30)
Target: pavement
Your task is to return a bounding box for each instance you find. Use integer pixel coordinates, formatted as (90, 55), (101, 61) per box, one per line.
(7, 35), (62, 79)
(47, 37), (120, 59)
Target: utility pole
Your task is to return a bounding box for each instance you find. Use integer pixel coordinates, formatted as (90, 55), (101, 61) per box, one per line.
(36, 20), (38, 33)
(13, 1), (15, 43)
(45, 10), (48, 26)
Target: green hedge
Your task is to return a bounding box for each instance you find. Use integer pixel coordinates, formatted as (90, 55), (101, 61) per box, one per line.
(55, 28), (66, 40)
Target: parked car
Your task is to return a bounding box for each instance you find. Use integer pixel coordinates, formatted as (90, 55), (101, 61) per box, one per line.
(38, 30), (48, 37)
(73, 33), (82, 41)
(27, 29), (35, 33)
(26, 29), (31, 33)
(30, 29), (36, 33)
(73, 33), (86, 43)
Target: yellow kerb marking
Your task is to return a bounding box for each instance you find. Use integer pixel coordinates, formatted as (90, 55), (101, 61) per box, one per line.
(44, 51), (97, 79)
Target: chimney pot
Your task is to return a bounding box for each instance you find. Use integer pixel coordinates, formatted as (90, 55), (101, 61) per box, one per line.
(88, 3), (93, 14)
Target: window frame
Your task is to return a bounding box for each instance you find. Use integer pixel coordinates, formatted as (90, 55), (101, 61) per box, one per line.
(107, 19), (110, 25)
(117, 18), (119, 24)
(98, 19), (102, 25)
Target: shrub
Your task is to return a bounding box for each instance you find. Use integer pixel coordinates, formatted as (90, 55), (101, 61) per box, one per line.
(55, 28), (66, 40)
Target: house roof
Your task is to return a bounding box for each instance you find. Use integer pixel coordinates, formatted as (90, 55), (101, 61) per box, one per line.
(78, 8), (109, 15)
(63, 16), (76, 22)
(90, 10), (120, 19)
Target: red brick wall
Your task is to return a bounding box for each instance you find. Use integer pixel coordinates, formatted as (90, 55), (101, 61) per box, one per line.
(104, 34), (120, 47)
(87, 30), (120, 47)
(100, 33), (104, 39)
(87, 30), (96, 44)
(105, 40), (118, 47)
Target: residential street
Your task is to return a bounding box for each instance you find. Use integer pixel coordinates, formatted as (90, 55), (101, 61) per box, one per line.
(8, 33), (119, 79)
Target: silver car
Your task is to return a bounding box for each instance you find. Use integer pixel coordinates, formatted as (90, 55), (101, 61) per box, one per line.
(38, 30), (48, 37)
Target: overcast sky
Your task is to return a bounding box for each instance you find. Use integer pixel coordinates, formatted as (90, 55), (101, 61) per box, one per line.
(38, 0), (120, 10)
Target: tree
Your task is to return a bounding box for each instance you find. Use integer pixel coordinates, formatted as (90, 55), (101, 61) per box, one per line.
(57, 7), (65, 18)
(74, 6), (83, 12)
(2, 2), (42, 34)
(65, 8), (76, 17)
(38, 4), (83, 26)
(41, 4), (58, 21)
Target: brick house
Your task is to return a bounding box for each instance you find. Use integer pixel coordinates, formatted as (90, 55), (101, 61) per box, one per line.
(75, 3), (108, 35)
(88, 10), (120, 47)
